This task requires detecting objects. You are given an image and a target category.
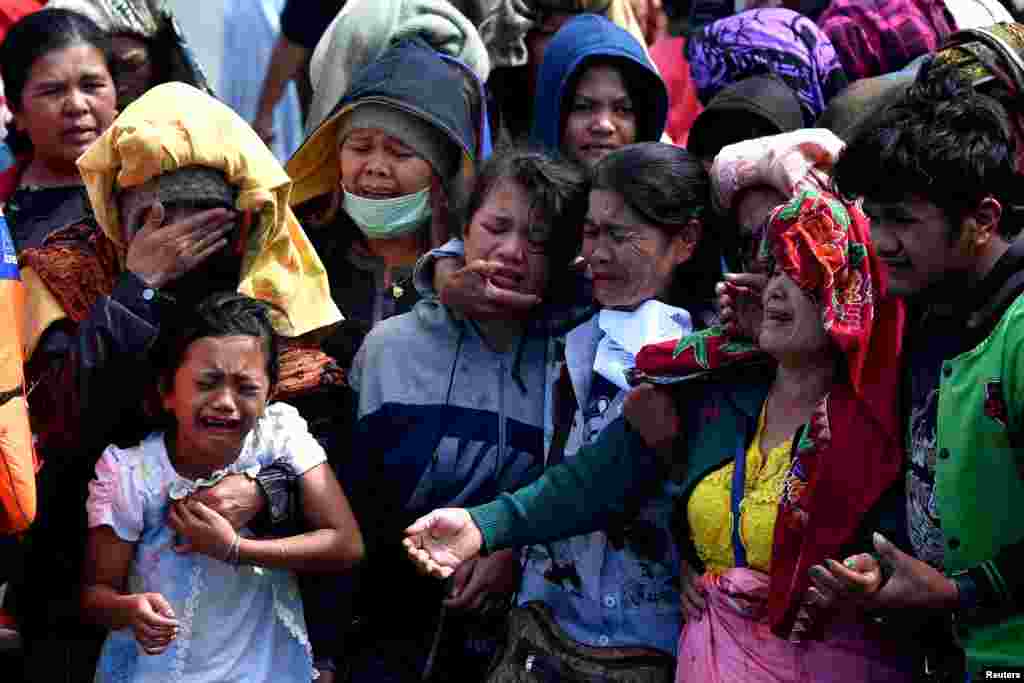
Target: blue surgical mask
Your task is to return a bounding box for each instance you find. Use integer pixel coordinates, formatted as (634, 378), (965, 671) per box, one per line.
(343, 186), (432, 239)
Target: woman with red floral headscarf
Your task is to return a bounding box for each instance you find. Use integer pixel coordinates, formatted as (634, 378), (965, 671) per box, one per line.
(404, 179), (920, 681)
(638, 187), (913, 681)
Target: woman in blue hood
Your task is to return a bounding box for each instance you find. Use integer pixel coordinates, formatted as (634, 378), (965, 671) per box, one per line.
(531, 13), (668, 169)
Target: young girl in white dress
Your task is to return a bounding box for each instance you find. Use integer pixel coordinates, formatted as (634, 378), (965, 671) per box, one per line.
(82, 293), (364, 682)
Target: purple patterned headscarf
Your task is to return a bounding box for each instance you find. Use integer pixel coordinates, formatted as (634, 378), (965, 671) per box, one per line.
(686, 8), (848, 125)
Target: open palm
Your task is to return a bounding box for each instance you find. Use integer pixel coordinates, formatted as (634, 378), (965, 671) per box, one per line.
(403, 508), (484, 579)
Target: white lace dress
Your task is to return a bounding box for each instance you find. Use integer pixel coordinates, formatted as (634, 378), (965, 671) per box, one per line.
(89, 402), (321, 683)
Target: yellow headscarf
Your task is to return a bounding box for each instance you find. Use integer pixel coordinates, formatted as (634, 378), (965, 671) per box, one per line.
(69, 82), (341, 341)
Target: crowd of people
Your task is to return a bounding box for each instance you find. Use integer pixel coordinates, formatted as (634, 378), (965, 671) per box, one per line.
(0, 0), (1021, 681)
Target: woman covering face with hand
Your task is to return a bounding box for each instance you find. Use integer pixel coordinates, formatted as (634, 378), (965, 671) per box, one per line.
(12, 82), (341, 681)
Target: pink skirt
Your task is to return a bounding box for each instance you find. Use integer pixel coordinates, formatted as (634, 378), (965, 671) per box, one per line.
(676, 568), (915, 683)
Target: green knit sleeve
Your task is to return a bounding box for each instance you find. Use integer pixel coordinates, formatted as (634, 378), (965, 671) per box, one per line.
(468, 417), (665, 553)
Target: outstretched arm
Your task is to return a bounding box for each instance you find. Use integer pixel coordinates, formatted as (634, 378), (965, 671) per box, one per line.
(404, 417), (667, 577)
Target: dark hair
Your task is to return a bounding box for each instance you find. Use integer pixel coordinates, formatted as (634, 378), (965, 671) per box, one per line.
(591, 142), (721, 314)
(454, 146), (589, 295)
(833, 84), (1021, 239)
(559, 56), (665, 146)
(0, 9), (113, 154)
(686, 110), (782, 161)
(156, 292), (282, 393)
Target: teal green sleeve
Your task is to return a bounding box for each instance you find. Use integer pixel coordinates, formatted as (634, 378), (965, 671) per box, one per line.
(468, 417), (665, 553)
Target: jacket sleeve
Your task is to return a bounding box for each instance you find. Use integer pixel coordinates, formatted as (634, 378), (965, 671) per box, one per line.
(26, 271), (163, 457)
(411, 238), (465, 301)
(468, 417), (665, 553)
(962, 300), (1024, 615)
(958, 543), (1024, 614)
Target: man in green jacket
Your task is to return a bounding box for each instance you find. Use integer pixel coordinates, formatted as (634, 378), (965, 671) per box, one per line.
(807, 35), (1024, 677)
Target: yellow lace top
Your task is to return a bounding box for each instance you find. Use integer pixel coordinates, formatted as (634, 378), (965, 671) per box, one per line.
(687, 404), (792, 574)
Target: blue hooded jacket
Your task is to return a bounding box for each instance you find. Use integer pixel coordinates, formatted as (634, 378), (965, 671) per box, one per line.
(530, 14), (668, 155)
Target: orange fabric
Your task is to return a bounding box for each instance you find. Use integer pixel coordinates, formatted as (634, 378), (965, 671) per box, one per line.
(0, 215), (37, 534)
(649, 36), (703, 147)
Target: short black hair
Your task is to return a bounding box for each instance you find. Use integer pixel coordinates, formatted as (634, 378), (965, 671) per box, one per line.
(453, 146), (589, 294)
(156, 292), (282, 392)
(833, 85), (1021, 239)
(0, 9), (113, 154)
(591, 142), (721, 312)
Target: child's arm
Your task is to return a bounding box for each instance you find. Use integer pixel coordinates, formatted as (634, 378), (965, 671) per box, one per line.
(170, 462), (364, 572)
(81, 525), (179, 655)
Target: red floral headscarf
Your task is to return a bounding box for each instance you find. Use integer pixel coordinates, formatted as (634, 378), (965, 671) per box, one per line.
(634, 187), (906, 639)
(761, 188), (879, 396)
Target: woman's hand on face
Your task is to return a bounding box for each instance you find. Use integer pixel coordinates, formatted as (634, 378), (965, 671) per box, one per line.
(403, 508), (484, 579)
(167, 498), (236, 560)
(128, 592), (179, 655)
(443, 548), (521, 612)
(125, 201), (237, 289)
(439, 259), (541, 320)
(716, 272), (766, 340)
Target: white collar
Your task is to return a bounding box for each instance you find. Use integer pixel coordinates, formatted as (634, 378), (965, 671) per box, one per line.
(593, 300), (693, 391)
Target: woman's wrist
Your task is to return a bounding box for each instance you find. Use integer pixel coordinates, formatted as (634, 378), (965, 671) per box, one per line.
(224, 531), (241, 566)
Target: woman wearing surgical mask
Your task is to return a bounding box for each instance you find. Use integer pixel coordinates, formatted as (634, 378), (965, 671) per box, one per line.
(287, 39), (478, 370)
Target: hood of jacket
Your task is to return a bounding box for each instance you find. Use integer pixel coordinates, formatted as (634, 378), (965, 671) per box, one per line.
(529, 14), (667, 155)
(304, 0), (490, 135)
(288, 38), (477, 209)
